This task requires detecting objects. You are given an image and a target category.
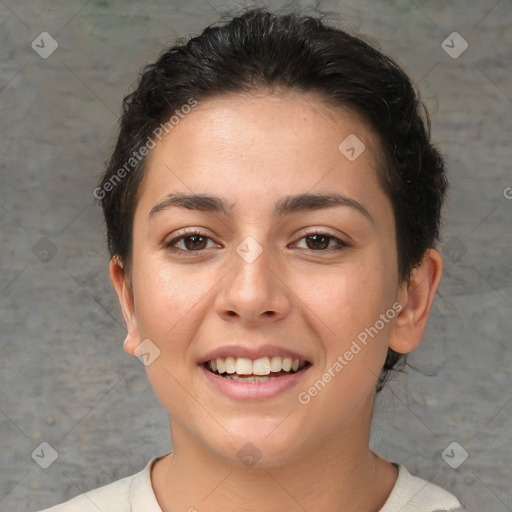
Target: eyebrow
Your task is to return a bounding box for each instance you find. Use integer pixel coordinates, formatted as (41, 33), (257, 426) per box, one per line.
(148, 192), (373, 223)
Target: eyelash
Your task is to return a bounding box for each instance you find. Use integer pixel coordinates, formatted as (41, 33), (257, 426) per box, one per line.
(164, 228), (351, 256)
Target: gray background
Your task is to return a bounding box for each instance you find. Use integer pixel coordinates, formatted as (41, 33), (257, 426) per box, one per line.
(0, 0), (510, 511)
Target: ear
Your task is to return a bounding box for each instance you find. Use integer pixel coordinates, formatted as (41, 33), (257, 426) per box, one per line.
(389, 249), (443, 354)
(110, 256), (141, 357)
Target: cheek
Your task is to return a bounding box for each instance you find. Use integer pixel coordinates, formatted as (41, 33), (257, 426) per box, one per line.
(300, 261), (391, 334)
(131, 252), (213, 342)
(289, 253), (397, 382)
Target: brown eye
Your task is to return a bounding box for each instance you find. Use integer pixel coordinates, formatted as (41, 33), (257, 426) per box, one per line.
(182, 234), (208, 251)
(293, 232), (350, 252)
(305, 234), (330, 250)
(165, 230), (220, 255)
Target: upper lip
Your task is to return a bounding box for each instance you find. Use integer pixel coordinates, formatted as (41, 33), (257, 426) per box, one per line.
(197, 345), (311, 365)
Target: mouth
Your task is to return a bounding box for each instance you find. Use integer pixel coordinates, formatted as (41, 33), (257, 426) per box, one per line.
(203, 356), (311, 383)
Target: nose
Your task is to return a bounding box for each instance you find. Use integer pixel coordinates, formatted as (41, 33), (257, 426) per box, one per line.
(214, 241), (291, 325)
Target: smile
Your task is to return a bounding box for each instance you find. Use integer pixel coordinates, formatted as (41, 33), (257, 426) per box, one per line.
(207, 355), (308, 374)
(204, 356), (310, 383)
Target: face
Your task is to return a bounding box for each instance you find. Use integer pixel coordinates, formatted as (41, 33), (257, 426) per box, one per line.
(117, 90), (407, 466)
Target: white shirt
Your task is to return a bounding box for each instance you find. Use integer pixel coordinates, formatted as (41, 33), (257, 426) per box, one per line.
(38, 456), (466, 512)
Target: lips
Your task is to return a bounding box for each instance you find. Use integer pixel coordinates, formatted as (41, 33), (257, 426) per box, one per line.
(199, 362), (311, 400)
(197, 345), (312, 399)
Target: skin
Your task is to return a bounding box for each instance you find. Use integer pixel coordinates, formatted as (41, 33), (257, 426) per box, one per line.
(110, 90), (443, 512)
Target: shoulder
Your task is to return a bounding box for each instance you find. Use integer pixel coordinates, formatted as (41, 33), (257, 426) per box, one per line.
(379, 463), (467, 512)
(37, 474), (134, 512)
(37, 456), (163, 512)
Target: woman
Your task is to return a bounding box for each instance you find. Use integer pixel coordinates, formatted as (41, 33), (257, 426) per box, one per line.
(41, 7), (466, 511)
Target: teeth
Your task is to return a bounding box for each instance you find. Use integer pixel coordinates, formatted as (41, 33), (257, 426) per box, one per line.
(270, 356), (282, 372)
(225, 357), (236, 374)
(216, 358), (226, 374)
(223, 374), (273, 382)
(207, 356), (306, 376)
(235, 357), (253, 375)
(252, 357), (271, 375)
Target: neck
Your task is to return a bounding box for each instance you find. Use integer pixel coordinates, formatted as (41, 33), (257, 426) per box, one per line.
(151, 396), (397, 512)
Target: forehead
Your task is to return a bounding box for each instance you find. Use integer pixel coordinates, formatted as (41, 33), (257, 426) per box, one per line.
(153, 89), (380, 158)
(137, 90), (388, 216)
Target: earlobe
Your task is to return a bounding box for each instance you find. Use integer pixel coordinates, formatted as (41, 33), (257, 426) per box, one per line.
(123, 333), (139, 356)
(109, 257), (141, 356)
(389, 249), (443, 355)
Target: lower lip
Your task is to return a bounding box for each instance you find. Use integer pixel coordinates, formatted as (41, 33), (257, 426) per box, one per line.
(198, 364), (311, 400)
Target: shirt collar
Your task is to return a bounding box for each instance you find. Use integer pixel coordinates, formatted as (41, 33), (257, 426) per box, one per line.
(129, 455), (165, 512)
